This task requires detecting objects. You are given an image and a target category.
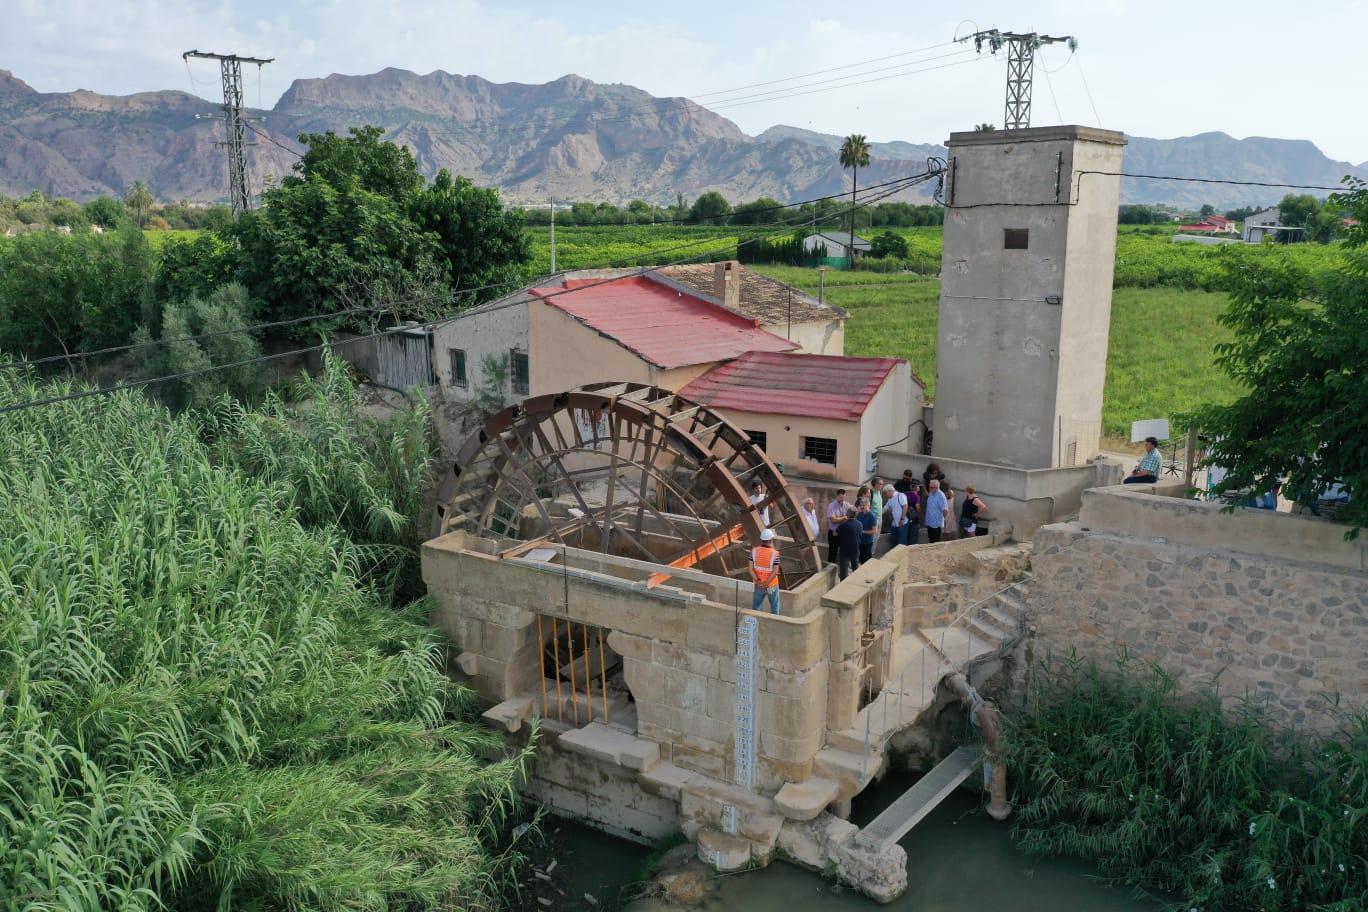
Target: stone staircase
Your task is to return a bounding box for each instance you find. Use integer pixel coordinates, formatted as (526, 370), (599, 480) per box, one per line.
(819, 575), (1031, 803)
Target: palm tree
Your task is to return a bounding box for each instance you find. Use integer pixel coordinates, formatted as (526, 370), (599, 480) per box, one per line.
(838, 134), (871, 261)
(974, 123), (996, 132)
(123, 180), (154, 227)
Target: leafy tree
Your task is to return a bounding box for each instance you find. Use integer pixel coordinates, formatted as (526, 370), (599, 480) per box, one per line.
(1199, 203), (1216, 218)
(1224, 205), (1262, 222)
(0, 225), (155, 360)
(689, 191), (731, 225)
(123, 180), (154, 227)
(839, 134), (871, 257)
(870, 231), (909, 260)
(134, 282), (263, 410)
(84, 196), (127, 229)
(730, 197), (783, 226)
(231, 126), (529, 326)
(1190, 178), (1368, 535)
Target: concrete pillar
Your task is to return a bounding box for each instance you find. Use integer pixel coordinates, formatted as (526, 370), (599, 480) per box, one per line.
(934, 126), (1126, 469)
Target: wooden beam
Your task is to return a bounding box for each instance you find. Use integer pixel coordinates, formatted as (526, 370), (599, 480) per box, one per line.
(646, 523), (745, 588)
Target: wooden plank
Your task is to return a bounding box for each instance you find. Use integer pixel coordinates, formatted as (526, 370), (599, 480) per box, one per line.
(861, 745), (981, 849)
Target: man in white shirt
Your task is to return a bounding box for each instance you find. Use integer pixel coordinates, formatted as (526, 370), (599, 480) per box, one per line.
(883, 484), (909, 550)
(799, 497), (821, 540)
(749, 480), (770, 526)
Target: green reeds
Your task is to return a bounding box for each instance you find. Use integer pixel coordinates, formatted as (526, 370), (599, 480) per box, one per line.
(0, 361), (530, 910)
(1009, 652), (1366, 911)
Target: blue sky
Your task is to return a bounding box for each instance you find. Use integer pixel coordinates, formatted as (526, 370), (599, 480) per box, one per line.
(5, 0), (1366, 165)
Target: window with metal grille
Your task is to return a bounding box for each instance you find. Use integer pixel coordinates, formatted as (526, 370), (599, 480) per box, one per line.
(1004, 228), (1029, 250)
(510, 350), (530, 396)
(746, 430), (768, 451)
(448, 349), (467, 386)
(802, 436), (838, 465)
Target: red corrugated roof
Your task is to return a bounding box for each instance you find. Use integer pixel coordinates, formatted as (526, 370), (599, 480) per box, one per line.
(530, 276), (798, 368)
(678, 351), (904, 421)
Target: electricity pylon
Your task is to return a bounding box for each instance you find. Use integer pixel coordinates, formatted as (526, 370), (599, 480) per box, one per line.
(957, 30), (1076, 130)
(183, 50), (274, 218)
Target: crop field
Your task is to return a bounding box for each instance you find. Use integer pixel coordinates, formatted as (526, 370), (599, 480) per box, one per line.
(750, 266), (1241, 441)
(525, 224), (744, 274)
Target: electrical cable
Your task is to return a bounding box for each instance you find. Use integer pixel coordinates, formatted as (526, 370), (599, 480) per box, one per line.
(1073, 50), (1103, 128)
(1, 170), (942, 376)
(0, 173), (934, 416)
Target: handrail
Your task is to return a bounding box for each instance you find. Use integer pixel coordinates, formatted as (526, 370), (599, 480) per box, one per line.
(858, 573), (1033, 779)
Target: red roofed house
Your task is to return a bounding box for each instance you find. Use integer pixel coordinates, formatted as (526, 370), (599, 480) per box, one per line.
(678, 351), (924, 483)
(526, 275), (800, 394)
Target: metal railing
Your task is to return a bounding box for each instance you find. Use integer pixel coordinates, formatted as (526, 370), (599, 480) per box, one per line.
(860, 574), (1034, 779)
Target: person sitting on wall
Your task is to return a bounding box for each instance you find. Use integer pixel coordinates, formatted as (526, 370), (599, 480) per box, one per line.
(1124, 436), (1162, 484)
(749, 529), (782, 614)
(836, 508), (862, 581)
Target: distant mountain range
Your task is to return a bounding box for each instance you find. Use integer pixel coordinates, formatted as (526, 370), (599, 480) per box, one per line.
(1, 67), (1363, 211)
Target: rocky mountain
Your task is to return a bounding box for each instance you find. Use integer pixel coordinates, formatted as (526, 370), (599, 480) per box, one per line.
(1, 67), (1362, 210)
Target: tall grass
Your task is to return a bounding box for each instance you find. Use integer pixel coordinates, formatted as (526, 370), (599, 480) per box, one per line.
(0, 363), (531, 910)
(1009, 654), (1366, 912)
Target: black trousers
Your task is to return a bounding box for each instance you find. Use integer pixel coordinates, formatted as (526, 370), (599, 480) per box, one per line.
(827, 531), (838, 563)
(926, 525), (943, 544)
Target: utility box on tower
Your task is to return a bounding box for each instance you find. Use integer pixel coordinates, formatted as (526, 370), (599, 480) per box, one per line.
(933, 125), (1125, 469)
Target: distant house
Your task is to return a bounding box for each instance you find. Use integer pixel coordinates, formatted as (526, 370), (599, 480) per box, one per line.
(1243, 208), (1281, 243)
(1176, 216), (1237, 235)
(677, 350), (923, 484)
(802, 232), (871, 260)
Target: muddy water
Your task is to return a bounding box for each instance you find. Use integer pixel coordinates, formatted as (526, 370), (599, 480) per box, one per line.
(618, 774), (1161, 912)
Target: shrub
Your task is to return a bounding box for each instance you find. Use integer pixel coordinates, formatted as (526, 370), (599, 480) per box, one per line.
(1010, 653), (1366, 911)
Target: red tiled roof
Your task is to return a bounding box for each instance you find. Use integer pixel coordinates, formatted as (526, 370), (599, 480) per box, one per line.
(678, 351), (904, 421)
(530, 276), (798, 369)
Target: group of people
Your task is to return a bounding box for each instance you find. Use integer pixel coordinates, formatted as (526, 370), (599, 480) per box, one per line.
(748, 466), (990, 612)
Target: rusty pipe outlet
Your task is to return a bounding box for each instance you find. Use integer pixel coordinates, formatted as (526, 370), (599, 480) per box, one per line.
(941, 672), (1011, 821)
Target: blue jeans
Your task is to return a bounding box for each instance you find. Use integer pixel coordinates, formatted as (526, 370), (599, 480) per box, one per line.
(752, 585), (780, 614)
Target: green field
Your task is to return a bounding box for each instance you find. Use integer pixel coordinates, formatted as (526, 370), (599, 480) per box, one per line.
(750, 266), (1240, 442)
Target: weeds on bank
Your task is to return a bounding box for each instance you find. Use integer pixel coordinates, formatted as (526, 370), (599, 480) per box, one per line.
(1008, 653), (1366, 911)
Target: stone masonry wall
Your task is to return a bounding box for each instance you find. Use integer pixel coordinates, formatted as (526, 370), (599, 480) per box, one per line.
(1028, 521), (1368, 733)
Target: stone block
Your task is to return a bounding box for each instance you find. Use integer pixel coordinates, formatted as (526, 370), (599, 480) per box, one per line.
(455, 651), (479, 676)
(605, 630), (653, 661)
(697, 828), (752, 873)
(668, 668), (710, 715)
(672, 737), (729, 780)
(759, 691), (816, 742)
(763, 664), (829, 703)
(481, 696), (533, 733)
(677, 709), (732, 746)
(825, 660), (863, 732)
(686, 605), (739, 655)
(758, 728), (824, 766)
(652, 639), (687, 668)
(704, 677), (735, 722)
(774, 777), (840, 821)
(640, 761), (695, 802)
(623, 658), (666, 705)
(757, 612), (829, 671)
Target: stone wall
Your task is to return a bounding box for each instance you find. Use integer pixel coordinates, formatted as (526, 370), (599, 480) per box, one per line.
(1026, 487), (1368, 732)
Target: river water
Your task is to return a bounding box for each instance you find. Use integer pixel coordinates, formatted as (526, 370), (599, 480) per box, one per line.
(608, 772), (1161, 912)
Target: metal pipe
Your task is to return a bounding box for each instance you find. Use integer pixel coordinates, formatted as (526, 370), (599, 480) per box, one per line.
(598, 627), (609, 724)
(551, 616), (564, 722)
(568, 620), (580, 727)
(941, 671), (1010, 820)
(537, 614), (549, 719)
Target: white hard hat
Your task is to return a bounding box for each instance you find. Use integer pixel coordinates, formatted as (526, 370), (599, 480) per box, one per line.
(760, 528), (775, 541)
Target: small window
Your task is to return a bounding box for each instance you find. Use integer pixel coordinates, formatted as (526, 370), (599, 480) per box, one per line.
(802, 436), (838, 465)
(1004, 228), (1029, 250)
(746, 430), (768, 451)
(448, 349), (467, 387)
(510, 350), (530, 396)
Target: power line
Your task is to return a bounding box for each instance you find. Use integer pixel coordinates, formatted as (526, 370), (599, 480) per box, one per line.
(0, 172), (934, 416)
(0, 171), (941, 377)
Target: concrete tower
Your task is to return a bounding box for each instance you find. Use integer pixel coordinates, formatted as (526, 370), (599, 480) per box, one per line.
(933, 126), (1125, 469)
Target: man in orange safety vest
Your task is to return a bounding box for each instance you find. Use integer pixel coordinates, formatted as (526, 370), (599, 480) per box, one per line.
(750, 528), (781, 614)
